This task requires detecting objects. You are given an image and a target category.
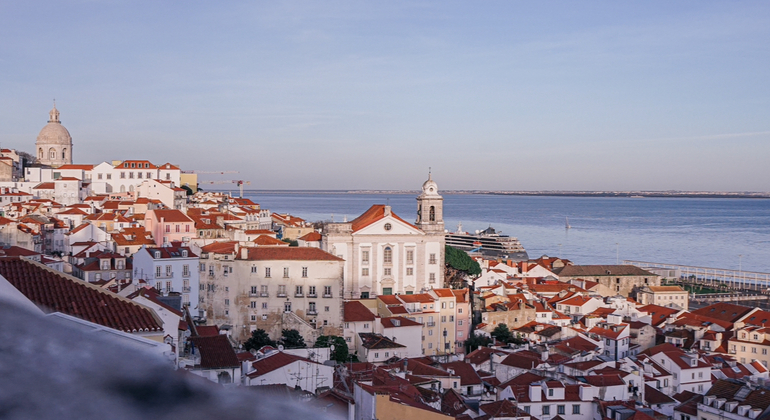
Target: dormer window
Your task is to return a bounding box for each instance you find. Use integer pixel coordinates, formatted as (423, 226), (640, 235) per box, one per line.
(154, 251), (161, 259)
(182, 250), (188, 257)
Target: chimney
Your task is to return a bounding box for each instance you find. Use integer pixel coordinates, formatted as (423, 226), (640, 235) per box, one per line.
(241, 247), (248, 260)
(384, 206), (391, 217)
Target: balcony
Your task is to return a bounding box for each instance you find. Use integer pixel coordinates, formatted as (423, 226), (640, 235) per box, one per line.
(307, 310), (318, 315)
(426, 322), (436, 327)
(295, 293), (304, 298)
(249, 292), (259, 297)
(277, 292), (287, 298)
(183, 287), (191, 293)
(307, 293), (317, 298)
(323, 294), (333, 298)
(260, 292), (269, 297)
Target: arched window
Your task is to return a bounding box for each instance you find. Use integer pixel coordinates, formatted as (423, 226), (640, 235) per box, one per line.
(128, 185), (135, 192)
(62, 148), (67, 159)
(49, 148), (56, 159)
(120, 185), (126, 193)
(38, 148), (43, 159)
(429, 206), (435, 222)
(383, 247), (392, 264)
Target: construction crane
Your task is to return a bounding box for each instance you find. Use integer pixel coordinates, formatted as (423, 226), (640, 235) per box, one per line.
(202, 180), (251, 198)
(181, 170), (239, 174)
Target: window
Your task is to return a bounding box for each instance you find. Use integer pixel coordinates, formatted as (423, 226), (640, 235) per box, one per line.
(753, 347), (758, 354)
(147, 172), (152, 179)
(382, 287), (393, 295)
(296, 286), (303, 296)
(309, 302), (316, 313)
(429, 206), (435, 221)
(324, 286), (332, 296)
(383, 247), (392, 264)
(261, 285), (268, 295)
(302, 267), (308, 278)
(278, 285), (286, 296)
(250, 301), (256, 308)
(251, 286), (258, 295)
(543, 405), (550, 415)
(106, 173), (111, 179)
(699, 372), (703, 378)
(383, 223), (391, 231)
(441, 316), (446, 322)
(362, 250), (369, 264)
(265, 267), (271, 278)
(98, 173), (103, 180)
(429, 253), (436, 264)
(283, 267), (289, 278)
(94, 273), (101, 281)
(450, 315), (454, 322)
(284, 302), (291, 312)
(175, 224), (180, 233)
(165, 225), (170, 233)
(572, 405), (580, 414)
(325, 306), (330, 312)
(429, 273), (435, 283)
(523, 406), (530, 414)
(384, 268), (391, 276)
(224, 299), (230, 306)
(183, 265), (189, 276)
(308, 286), (316, 296)
(251, 265), (257, 273)
(137, 172), (142, 179)
(458, 320), (463, 326)
(120, 172), (125, 179)
(557, 405), (565, 415)
(262, 302), (268, 309)
(406, 267), (413, 276)
(406, 250), (414, 264)
(155, 266), (162, 278)
(362, 268), (369, 276)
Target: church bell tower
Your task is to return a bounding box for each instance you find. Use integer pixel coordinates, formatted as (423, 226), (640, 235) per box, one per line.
(416, 172), (444, 234)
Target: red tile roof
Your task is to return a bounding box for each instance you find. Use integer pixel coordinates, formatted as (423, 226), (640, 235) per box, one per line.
(148, 209), (193, 223)
(0, 257), (162, 332)
(380, 316), (421, 328)
(57, 164), (94, 170)
(298, 231), (322, 241)
(253, 235), (289, 246)
(350, 204), (417, 232)
(200, 241), (238, 254)
(344, 301), (376, 322)
(189, 335), (239, 369)
(691, 302), (755, 323)
(243, 247), (343, 261)
(247, 352), (307, 377)
(33, 182), (55, 190)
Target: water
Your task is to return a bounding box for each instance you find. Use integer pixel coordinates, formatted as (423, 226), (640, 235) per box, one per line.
(233, 191), (770, 273)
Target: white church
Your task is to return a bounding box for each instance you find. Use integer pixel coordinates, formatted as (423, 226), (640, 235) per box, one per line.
(322, 174), (446, 298)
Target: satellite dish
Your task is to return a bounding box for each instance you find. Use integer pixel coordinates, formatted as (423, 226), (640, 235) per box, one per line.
(278, 344), (284, 351)
(249, 349), (257, 356)
(330, 344), (335, 352)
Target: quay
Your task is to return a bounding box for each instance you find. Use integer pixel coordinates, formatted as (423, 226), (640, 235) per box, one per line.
(624, 260), (770, 292)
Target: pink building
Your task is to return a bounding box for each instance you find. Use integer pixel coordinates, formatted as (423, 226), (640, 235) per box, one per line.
(454, 288), (471, 353)
(144, 209), (195, 246)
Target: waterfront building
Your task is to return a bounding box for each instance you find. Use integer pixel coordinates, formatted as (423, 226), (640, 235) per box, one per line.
(35, 103), (73, 167)
(556, 265), (661, 297)
(322, 175), (445, 298)
(636, 285), (689, 311)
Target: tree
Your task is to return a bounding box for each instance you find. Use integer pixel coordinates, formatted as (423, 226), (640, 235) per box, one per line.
(180, 185), (194, 196)
(444, 245), (482, 288)
(315, 335), (350, 363)
(464, 333), (492, 353)
(279, 329), (306, 349)
(491, 323), (513, 343)
(244, 329), (275, 352)
(281, 238), (299, 247)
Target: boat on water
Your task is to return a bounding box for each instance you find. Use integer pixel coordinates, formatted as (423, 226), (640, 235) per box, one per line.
(566, 217), (571, 229)
(445, 223), (529, 260)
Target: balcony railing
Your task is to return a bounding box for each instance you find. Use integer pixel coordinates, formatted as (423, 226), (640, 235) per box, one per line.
(183, 287), (191, 293)
(307, 293), (317, 298)
(277, 292), (287, 297)
(260, 292), (269, 297)
(323, 294), (333, 298)
(426, 322), (436, 327)
(295, 293), (304, 298)
(307, 310), (318, 315)
(249, 292), (259, 297)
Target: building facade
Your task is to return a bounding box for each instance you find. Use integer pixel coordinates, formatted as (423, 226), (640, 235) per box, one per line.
(35, 103), (73, 167)
(322, 176), (445, 298)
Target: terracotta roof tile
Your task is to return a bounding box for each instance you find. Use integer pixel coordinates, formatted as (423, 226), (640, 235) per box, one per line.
(0, 257), (161, 332)
(189, 335), (239, 369)
(350, 204), (417, 232)
(344, 301), (376, 322)
(243, 247), (343, 261)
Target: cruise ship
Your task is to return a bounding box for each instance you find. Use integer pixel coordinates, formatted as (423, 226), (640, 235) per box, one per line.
(445, 223), (528, 260)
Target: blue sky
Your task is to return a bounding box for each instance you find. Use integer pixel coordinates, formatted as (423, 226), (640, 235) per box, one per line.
(1, 1), (768, 191)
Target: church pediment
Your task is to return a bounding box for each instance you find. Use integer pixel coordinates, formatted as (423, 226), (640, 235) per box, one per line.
(352, 216), (425, 236)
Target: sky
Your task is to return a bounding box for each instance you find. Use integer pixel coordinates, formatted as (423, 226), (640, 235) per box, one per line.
(1, 1), (769, 191)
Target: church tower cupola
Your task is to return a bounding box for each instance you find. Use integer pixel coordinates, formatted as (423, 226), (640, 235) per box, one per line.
(35, 101), (73, 167)
(416, 171), (444, 234)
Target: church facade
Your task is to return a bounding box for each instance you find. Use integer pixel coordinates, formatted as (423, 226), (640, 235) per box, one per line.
(35, 103), (73, 167)
(322, 175), (446, 298)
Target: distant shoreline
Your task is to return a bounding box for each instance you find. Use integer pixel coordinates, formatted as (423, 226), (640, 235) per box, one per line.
(224, 189), (770, 199)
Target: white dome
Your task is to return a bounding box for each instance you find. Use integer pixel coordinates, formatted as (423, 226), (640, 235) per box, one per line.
(421, 173), (440, 196)
(36, 105), (72, 145)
